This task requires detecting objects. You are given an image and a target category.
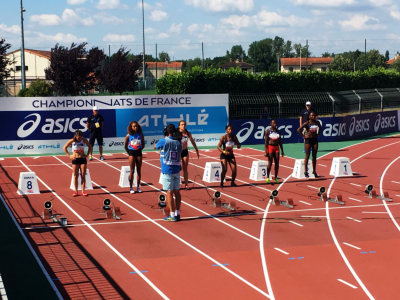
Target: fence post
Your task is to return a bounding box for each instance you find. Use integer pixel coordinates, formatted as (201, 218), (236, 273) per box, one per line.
(276, 93), (282, 119)
(353, 90), (362, 114)
(375, 88), (383, 112)
(327, 92), (335, 117)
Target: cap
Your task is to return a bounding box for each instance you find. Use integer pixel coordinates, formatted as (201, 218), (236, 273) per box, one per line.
(306, 101), (311, 106)
(93, 106), (99, 111)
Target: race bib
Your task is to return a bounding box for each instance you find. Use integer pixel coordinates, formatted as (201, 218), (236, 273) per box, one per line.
(170, 151), (178, 161)
(95, 122), (100, 128)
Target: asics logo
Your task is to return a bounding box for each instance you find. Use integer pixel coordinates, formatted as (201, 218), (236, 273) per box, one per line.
(17, 114), (41, 138)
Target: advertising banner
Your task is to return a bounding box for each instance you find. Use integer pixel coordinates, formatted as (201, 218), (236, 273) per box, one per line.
(0, 94), (229, 155)
(231, 110), (398, 145)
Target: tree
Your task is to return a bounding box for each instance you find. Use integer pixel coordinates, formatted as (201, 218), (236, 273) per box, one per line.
(293, 43), (312, 58)
(26, 79), (53, 96)
(45, 42), (106, 95)
(389, 58), (400, 72)
(328, 54), (353, 72)
(0, 38), (14, 86)
(282, 41), (295, 58)
(321, 52), (333, 57)
(184, 57), (202, 72)
(385, 50), (390, 62)
(99, 47), (141, 95)
(229, 45), (246, 60)
(356, 49), (386, 70)
(159, 51), (170, 62)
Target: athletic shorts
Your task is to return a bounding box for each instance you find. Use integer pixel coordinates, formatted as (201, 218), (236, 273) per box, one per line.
(220, 152), (235, 161)
(267, 145), (280, 153)
(72, 157), (87, 165)
(162, 173), (180, 191)
(305, 137), (318, 145)
(129, 149), (142, 157)
(181, 149), (188, 158)
(89, 131), (103, 146)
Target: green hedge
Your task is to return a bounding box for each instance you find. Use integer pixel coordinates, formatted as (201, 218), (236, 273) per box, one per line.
(155, 66), (400, 94)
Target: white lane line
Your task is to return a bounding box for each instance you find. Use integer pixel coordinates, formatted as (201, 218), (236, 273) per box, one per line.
(361, 212), (388, 214)
(274, 248), (289, 255)
(343, 243), (361, 250)
(56, 156), (270, 298)
(33, 156), (40, 159)
(348, 197), (362, 202)
(19, 157), (169, 300)
(346, 217), (362, 223)
(396, 195), (400, 197)
(0, 273), (8, 300)
(337, 279), (358, 289)
(392, 181), (400, 184)
(289, 221), (303, 227)
(350, 183), (362, 187)
(307, 185), (319, 190)
(299, 201), (312, 205)
(318, 164), (327, 167)
(233, 152), (294, 170)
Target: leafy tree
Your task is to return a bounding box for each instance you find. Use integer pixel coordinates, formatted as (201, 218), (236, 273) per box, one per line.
(26, 79), (53, 96)
(293, 43), (312, 58)
(389, 57), (400, 72)
(210, 56), (229, 68)
(356, 49), (386, 70)
(0, 38), (14, 86)
(321, 52), (333, 57)
(385, 50), (390, 62)
(328, 55), (353, 72)
(282, 41), (295, 58)
(159, 51), (170, 62)
(99, 47), (141, 95)
(45, 42), (106, 95)
(184, 57), (202, 72)
(17, 87), (29, 97)
(228, 45), (246, 60)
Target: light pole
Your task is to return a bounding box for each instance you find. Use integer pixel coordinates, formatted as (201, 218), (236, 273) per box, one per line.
(275, 53), (281, 73)
(20, 0), (26, 89)
(142, 0), (146, 90)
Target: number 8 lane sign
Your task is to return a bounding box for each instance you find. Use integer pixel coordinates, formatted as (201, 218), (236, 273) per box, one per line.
(17, 172), (40, 195)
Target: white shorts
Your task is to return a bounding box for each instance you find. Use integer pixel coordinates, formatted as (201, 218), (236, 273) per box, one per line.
(162, 173), (180, 191)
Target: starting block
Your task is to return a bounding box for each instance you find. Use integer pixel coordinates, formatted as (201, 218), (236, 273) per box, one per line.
(119, 166), (137, 187)
(17, 172), (40, 195)
(249, 161), (272, 181)
(365, 185), (392, 202)
(70, 169), (93, 190)
(292, 159), (315, 179)
(157, 194), (170, 215)
(271, 197), (294, 209)
(318, 187), (345, 205)
(100, 199), (121, 220)
(211, 191), (236, 210)
(329, 157), (353, 177)
(203, 162), (222, 183)
(42, 201), (66, 226)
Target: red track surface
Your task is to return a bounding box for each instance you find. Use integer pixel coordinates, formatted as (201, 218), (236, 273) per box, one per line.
(1, 136), (400, 299)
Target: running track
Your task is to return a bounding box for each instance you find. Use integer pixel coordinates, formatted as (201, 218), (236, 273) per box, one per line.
(1, 135), (400, 299)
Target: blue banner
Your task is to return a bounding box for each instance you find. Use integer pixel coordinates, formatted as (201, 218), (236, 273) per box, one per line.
(231, 111), (398, 145)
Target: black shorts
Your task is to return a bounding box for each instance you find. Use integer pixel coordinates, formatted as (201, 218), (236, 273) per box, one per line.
(305, 137), (318, 145)
(72, 157), (87, 165)
(220, 152), (235, 161)
(129, 149), (142, 157)
(181, 149), (188, 158)
(89, 131), (103, 146)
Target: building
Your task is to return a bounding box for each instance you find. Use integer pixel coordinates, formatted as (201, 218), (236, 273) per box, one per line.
(220, 58), (254, 73)
(280, 57), (333, 73)
(139, 60), (183, 80)
(387, 54), (399, 65)
(4, 49), (51, 96)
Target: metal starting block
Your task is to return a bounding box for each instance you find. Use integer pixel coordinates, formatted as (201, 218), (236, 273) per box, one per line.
(318, 187), (345, 205)
(211, 191), (236, 210)
(272, 197), (294, 209)
(157, 194), (170, 215)
(364, 185), (392, 202)
(42, 201), (67, 225)
(100, 199), (121, 220)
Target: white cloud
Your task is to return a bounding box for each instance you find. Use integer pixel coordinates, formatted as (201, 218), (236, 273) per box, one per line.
(369, 0), (392, 7)
(149, 10), (168, 21)
(67, 0), (87, 4)
(391, 10), (400, 20)
(220, 15), (252, 29)
(168, 23), (182, 34)
(386, 33), (400, 40)
(95, 0), (128, 10)
(30, 9), (94, 27)
(339, 14), (386, 30)
(325, 19), (334, 26)
(255, 10), (311, 27)
(158, 33), (169, 39)
(144, 27), (158, 34)
(136, 1), (163, 10)
(311, 9), (326, 15)
(184, 0), (254, 12)
(290, 0), (355, 7)
(35, 32), (87, 43)
(0, 24), (21, 34)
(187, 24), (200, 33)
(102, 33), (135, 42)
(94, 12), (124, 24)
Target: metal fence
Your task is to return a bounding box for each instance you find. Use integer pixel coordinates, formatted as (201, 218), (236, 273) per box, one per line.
(229, 88), (400, 119)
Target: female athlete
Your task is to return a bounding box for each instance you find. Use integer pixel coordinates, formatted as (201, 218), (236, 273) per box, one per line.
(264, 119), (284, 183)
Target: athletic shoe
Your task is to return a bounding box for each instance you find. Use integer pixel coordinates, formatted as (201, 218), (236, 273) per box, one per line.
(220, 183), (224, 188)
(266, 178), (270, 184)
(137, 187), (142, 193)
(304, 172), (310, 178)
(313, 172), (318, 178)
(231, 181), (237, 187)
(100, 156), (105, 160)
(185, 185), (191, 190)
(81, 192), (88, 196)
(176, 215), (181, 221)
(275, 178), (280, 183)
(130, 188), (135, 194)
(303, 149), (305, 153)
(72, 192), (78, 197)
(163, 215), (177, 222)
(88, 155), (93, 161)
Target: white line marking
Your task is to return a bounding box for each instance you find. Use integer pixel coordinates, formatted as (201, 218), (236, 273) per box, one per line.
(299, 201), (312, 205)
(289, 221), (303, 227)
(337, 279), (358, 289)
(274, 248), (289, 255)
(396, 195), (400, 197)
(318, 164), (327, 167)
(361, 212), (388, 214)
(33, 156), (40, 159)
(307, 185), (319, 190)
(350, 183), (362, 187)
(346, 217), (361, 223)
(19, 157), (169, 300)
(392, 181), (400, 184)
(0, 273), (8, 300)
(0, 158), (4, 160)
(348, 197), (362, 202)
(343, 243), (361, 250)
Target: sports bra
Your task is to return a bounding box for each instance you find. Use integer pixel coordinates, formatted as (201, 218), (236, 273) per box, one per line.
(308, 123), (318, 133)
(223, 135), (235, 151)
(128, 133), (142, 150)
(181, 133), (188, 147)
(268, 130), (280, 140)
(72, 140), (85, 152)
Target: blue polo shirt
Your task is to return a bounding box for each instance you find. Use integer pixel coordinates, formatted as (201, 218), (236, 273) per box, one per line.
(155, 137), (182, 174)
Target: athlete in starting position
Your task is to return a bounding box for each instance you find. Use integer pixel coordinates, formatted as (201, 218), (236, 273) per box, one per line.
(178, 120), (199, 190)
(63, 129), (92, 197)
(264, 119), (284, 183)
(124, 121), (145, 193)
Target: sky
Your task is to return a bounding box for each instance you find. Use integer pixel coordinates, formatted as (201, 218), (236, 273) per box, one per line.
(1, 0), (400, 60)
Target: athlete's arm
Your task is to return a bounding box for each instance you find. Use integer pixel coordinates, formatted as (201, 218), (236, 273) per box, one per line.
(83, 138), (93, 157)
(188, 132), (199, 158)
(142, 134), (145, 150)
(217, 136), (225, 153)
(234, 135), (241, 149)
(63, 139), (74, 160)
(264, 129), (270, 154)
(124, 134), (130, 154)
(278, 130), (284, 157)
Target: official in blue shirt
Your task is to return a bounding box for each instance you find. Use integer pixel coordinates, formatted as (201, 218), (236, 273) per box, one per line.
(154, 124), (183, 222)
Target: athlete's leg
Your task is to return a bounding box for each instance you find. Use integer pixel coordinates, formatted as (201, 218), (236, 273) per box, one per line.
(182, 155), (189, 186)
(220, 159), (227, 185)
